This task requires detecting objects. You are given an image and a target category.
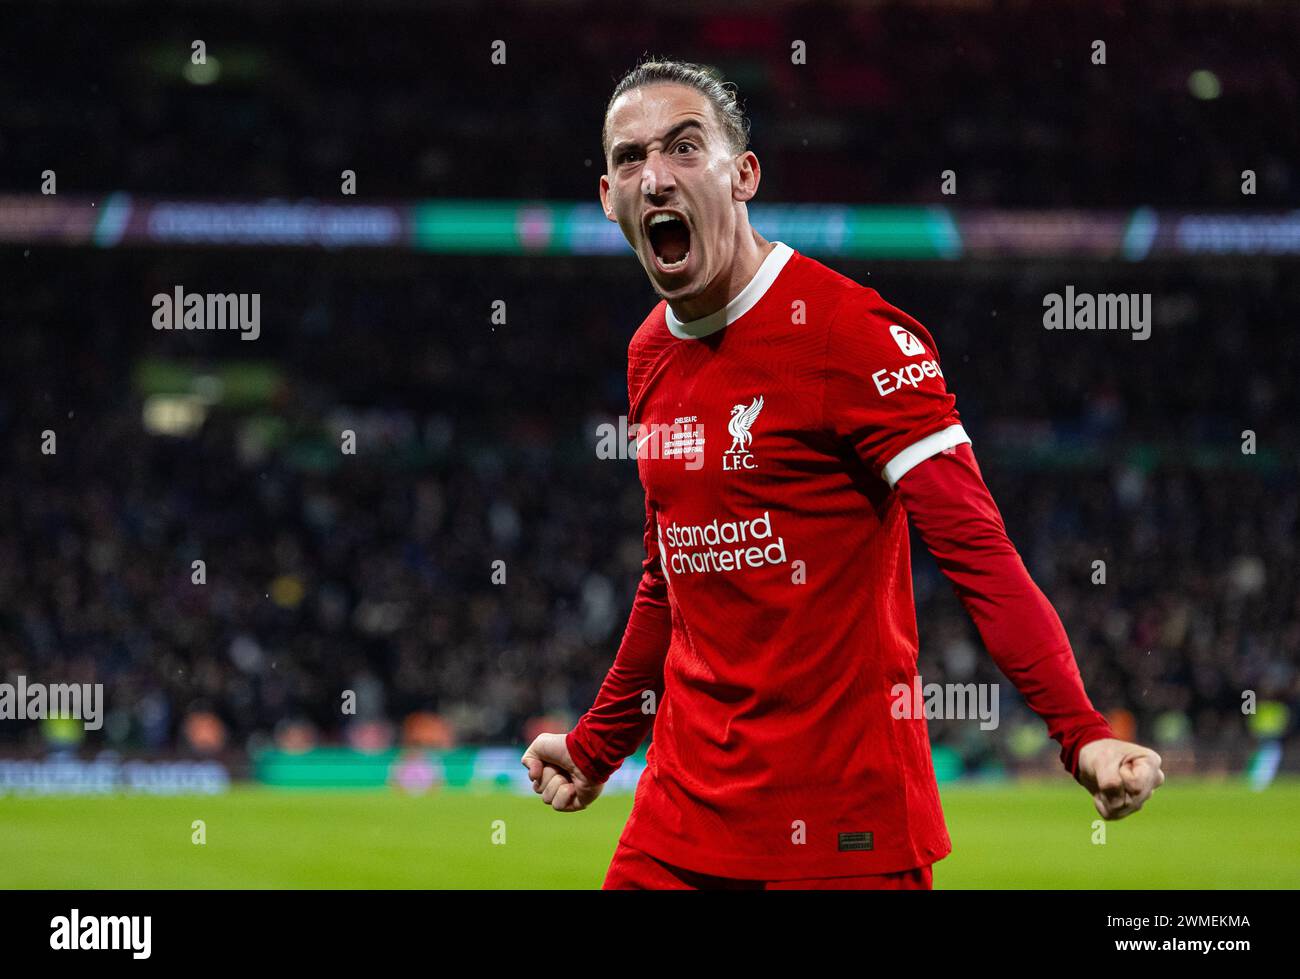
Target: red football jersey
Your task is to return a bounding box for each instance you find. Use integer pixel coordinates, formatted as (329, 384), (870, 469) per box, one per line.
(568, 242), (1068, 878)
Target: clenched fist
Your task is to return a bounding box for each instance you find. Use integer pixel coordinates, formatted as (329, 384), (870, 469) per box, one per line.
(520, 732), (604, 812)
(1076, 738), (1165, 820)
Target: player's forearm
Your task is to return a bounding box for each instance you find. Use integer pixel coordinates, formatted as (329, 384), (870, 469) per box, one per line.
(566, 568), (672, 783)
(896, 444), (1115, 776)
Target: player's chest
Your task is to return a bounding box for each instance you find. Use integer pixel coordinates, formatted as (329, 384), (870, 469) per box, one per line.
(632, 358), (836, 511)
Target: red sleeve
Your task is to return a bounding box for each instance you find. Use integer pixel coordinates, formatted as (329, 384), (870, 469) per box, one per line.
(894, 442), (1116, 778)
(565, 493), (672, 784)
(822, 289), (970, 487)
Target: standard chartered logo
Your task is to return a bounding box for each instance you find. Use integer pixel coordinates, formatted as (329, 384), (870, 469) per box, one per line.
(660, 510), (788, 575)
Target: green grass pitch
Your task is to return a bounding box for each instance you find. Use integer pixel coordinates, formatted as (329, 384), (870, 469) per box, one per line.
(1, 778), (1296, 888)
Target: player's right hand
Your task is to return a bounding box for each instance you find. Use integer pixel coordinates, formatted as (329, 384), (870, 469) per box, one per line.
(520, 732), (604, 812)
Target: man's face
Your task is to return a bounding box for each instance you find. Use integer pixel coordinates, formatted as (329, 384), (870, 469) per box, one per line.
(600, 83), (754, 304)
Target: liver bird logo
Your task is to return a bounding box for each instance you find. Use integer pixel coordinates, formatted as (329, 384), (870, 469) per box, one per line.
(727, 395), (764, 454)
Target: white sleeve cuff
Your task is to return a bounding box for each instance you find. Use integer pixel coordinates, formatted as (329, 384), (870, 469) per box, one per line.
(881, 424), (971, 488)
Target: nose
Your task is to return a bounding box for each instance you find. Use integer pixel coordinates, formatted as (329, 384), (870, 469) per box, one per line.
(640, 148), (676, 199)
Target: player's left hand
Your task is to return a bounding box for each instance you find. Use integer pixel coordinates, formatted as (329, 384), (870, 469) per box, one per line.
(1075, 738), (1165, 820)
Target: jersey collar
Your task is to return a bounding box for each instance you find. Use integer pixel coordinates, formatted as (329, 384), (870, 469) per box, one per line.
(664, 241), (794, 340)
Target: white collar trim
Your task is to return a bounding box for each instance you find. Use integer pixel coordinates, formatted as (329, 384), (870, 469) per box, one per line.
(664, 242), (794, 340)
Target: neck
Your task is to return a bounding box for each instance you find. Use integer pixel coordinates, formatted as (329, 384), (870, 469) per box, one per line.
(668, 226), (774, 323)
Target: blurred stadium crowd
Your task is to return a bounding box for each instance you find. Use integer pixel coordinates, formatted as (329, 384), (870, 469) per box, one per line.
(1, 247), (1296, 774)
(0, 0), (1296, 206)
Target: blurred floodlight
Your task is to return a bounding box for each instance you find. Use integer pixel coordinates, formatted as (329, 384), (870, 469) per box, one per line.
(1188, 69), (1222, 100)
(142, 394), (207, 436)
(183, 57), (221, 86)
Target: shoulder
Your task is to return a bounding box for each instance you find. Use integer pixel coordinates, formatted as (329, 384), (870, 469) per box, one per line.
(823, 279), (942, 367)
(778, 249), (866, 323)
(627, 301), (674, 410)
(774, 252), (941, 359)
(628, 301), (670, 362)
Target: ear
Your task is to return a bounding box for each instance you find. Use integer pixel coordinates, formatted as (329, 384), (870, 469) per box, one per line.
(599, 173), (616, 222)
(732, 150), (761, 203)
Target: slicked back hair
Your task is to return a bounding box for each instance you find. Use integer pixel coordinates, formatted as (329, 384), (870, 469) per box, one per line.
(602, 58), (751, 164)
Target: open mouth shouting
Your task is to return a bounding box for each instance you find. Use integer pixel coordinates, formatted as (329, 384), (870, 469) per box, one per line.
(644, 209), (692, 275)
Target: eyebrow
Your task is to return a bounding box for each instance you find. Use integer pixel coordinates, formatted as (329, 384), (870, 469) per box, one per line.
(610, 119), (706, 161)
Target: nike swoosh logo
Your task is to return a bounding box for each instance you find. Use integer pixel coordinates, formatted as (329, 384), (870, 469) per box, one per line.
(636, 431), (656, 450)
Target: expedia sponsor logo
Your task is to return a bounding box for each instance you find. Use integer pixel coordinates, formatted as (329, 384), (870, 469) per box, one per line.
(889, 324), (926, 357)
(872, 359), (943, 397)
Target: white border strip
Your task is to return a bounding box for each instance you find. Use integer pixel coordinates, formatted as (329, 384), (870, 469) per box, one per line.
(882, 424), (971, 488)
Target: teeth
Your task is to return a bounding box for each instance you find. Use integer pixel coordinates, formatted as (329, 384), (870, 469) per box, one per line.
(648, 213), (683, 227)
(660, 251), (689, 269)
